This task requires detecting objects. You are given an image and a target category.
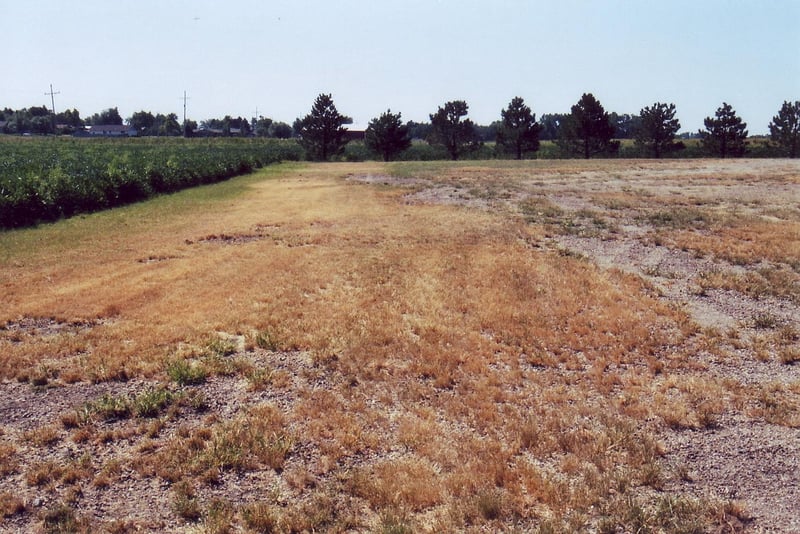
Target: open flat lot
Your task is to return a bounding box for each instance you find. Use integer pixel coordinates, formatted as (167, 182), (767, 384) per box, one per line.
(1, 159), (798, 532)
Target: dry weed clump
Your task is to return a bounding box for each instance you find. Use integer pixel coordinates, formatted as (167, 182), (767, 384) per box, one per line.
(141, 402), (293, 485)
(0, 443), (19, 477)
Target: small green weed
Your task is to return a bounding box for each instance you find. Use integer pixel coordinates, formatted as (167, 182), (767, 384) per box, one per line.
(255, 329), (281, 351)
(205, 337), (239, 357)
(75, 386), (179, 424)
(167, 359), (207, 386)
(132, 387), (176, 418)
(247, 367), (274, 391)
(90, 393), (132, 421)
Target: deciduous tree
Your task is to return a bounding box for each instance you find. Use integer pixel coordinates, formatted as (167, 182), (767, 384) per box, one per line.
(428, 100), (481, 160)
(56, 109), (83, 128)
(269, 122), (293, 139)
(365, 109), (412, 162)
(159, 113), (182, 136)
(406, 121), (432, 140)
(253, 116), (273, 137)
(496, 96), (540, 159)
(88, 107), (123, 126)
(609, 112), (640, 139)
(128, 111), (156, 134)
(296, 94), (353, 161)
(635, 102), (681, 158)
(769, 100), (800, 158)
(701, 102), (748, 158)
(559, 93), (619, 159)
(538, 114), (568, 140)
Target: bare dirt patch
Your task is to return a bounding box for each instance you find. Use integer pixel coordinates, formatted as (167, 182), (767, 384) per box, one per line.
(197, 233), (264, 245)
(1, 317), (100, 341)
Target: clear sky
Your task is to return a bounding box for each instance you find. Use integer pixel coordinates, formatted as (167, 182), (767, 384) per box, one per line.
(3, 0), (799, 134)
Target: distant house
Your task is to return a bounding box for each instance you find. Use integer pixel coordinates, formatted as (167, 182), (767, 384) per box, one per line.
(88, 124), (138, 137)
(343, 127), (366, 142)
(193, 127), (244, 137)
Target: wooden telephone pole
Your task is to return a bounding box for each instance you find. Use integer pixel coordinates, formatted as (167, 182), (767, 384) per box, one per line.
(44, 84), (60, 132)
(180, 91), (190, 136)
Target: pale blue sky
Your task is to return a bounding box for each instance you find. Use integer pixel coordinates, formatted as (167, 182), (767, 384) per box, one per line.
(3, 0), (798, 133)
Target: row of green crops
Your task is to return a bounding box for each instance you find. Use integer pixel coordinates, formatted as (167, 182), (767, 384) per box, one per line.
(0, 137), (304, 228)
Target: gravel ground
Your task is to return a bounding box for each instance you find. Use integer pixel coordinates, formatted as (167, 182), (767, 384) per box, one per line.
(370, 159), (800, 532)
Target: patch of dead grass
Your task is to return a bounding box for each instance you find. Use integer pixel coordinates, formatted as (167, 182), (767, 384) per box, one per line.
(1, 160), (795, 530)
(670, 219), (800, 267)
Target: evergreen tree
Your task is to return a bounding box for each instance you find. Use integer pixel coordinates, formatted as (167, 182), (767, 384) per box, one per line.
(296, 94), (352, 161)
(700, 102), (748, 158)
(769, 100), (800, 158)
(496, 97), (540, 159)
(635, 102), (681, 158)
(365, 109), (412, 162)
(428, 100), (481, 160)
(559, 93), (618, 159)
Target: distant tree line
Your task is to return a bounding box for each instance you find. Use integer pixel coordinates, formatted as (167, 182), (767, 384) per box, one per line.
(2, 96), (798, 159)
(0, 106), (291, 139)
(295, 93), (799, 161)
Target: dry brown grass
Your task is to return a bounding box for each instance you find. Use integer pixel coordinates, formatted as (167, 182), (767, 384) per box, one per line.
(671, 219), (800, 267)
(2, 160), (794, 531)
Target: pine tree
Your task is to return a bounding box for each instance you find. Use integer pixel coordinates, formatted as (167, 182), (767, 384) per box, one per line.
(428, 100), (481, 160)
(635, 102), (681, 158)
(559, 93), (618, 159)
(769, 100), (800, 158)
(365, 110), (412, 162)
(496, 97), (540, 160)
(701, 102), (748, 158)
(296, 94), (352, 161)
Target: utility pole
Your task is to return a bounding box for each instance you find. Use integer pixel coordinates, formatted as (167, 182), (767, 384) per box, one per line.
(180, 91), (190, 136)
(44, 84), (60, 133)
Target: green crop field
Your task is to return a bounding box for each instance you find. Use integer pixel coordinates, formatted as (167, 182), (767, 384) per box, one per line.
(0, 137), (303, 228)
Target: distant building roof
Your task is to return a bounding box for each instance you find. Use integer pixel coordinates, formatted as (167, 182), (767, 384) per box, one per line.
(89, 124), (132, 132)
